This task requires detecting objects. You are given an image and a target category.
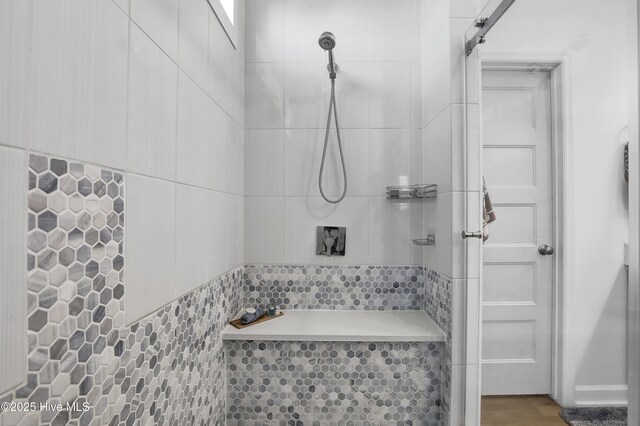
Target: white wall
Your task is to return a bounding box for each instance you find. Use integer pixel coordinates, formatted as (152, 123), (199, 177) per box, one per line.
(0, 0), (245, 328)
(243, 0), (424, 266)
(480, 0), (630, 406)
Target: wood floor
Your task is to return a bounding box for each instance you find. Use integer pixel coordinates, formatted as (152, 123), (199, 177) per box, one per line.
(481, 395), (568, 426)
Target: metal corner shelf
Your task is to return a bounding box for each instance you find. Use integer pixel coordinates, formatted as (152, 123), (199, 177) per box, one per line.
(386, 184), (437, 200)
(413, 235), (436, 246)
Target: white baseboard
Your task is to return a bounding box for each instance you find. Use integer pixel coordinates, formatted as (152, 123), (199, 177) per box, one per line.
(574, 385), (628, 407)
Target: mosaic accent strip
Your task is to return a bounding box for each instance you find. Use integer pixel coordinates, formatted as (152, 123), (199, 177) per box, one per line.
(0, 154), (243, 426)
(244, 265), (424, 310)
(226, 341), (443, 425)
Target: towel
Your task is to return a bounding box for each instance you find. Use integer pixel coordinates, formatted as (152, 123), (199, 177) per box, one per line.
(482, 177), (496, 242)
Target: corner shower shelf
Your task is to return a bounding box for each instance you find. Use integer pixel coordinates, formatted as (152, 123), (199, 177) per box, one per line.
(413, 235), (436, 246)
(222, 310), (445, 343)
(386, 184), (437, 199)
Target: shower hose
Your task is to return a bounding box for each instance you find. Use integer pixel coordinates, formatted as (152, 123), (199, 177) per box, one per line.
(319, 78), (348, 204)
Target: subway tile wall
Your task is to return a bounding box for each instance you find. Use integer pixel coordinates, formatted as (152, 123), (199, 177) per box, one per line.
(243, 0), (426, 267)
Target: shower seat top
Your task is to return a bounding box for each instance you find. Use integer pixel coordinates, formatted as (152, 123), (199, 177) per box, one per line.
(222, 310), (445, 342)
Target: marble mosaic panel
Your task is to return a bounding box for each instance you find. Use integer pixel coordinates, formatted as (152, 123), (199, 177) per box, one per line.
(0, 154), (243, 426)
(244, 265), (425, 310)
(226, 340), (443, 425)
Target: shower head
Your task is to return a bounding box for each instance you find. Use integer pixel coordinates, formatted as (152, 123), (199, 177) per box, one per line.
(318, 32), (336, 50)
(319, 32), (337, 79)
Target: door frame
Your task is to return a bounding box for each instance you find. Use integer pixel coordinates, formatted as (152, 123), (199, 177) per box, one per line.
(478, 52), (575, 406)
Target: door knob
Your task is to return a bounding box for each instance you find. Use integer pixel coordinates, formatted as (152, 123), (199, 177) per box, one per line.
(538, 244), (555, 255)
(462, 231), (483, 240)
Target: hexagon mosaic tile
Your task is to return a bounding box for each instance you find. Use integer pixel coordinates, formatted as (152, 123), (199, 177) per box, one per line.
(226, 341), (443, 425)
(244, 265), (425, 310)
(424, 268), (452, 424)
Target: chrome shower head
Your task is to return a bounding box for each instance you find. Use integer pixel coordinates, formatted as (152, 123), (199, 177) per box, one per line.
(318, 31), (336, 50)
(319, 32), (337, 79)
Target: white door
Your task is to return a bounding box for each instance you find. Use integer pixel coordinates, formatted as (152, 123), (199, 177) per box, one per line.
(481, 69), (554, 395)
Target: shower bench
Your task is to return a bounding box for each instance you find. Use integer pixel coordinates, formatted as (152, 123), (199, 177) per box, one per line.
(222, 310), (446, 425)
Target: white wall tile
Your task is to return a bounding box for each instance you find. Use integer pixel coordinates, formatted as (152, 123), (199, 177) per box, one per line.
(334, 129), (369, 197)
(176, 185), (230, 296)
(245, 130), (284, 196)
(368, 0), (412, 61)
(245, 0), (285, 62)
(178, 0), (210, 89)
(410, 0), (422, 62)
(422, 25), (450, 126)
(176, 71), (243, 195)
(368, 62), (412, 129)
(0, 0), (32, 149)
(284, 129), (369, 198)
(422, 193), (453, 277)
(31, 0), (129, 170)
(450, 0), (479, 18)
(284, 129), (323, 197)
(465, 103), (482, 192)
(451, 279), (465, 366)
(450, 192), (465, 279)
(411, 60), (423, 129)
(451, 278), (481, 368)
(325, 0), (370, 61)
(421, 0), (449, 52)
(0, 147), (26, 394)
(284, 62), (328, 129)
(130, 0), (178, 60)
(127, 24), (178, 181)
(208, 13), (244, 124)
(225, 193), (245, 271)
(410, 202), (425, 265)
(245, 62), (284, 129)
(369, 129), (411, 197)
(125, 174), (176, 325)
(244, 197), (285, 264)
(410, 129), (423, 185)
(450, 364), (466, 426)
(369, 198), (412, 265)
(283, 0), (327, 62)
(465, 364), (481, 426)
(424, 106), (452, 193)
(111, 0), (129, 15)
(334, 61), (369, 129)
(176, 71), (214, 186)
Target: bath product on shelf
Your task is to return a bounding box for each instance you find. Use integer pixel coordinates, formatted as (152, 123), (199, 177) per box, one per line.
(267, 305), (276, 317)
(275, 307), (281, 316)
(240, 307), (264, 325)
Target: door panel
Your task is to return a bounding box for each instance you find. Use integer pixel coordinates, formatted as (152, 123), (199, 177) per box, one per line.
(481, 69), (553, 396)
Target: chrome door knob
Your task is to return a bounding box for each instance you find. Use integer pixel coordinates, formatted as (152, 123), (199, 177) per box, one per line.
(538, 244), (555, 255)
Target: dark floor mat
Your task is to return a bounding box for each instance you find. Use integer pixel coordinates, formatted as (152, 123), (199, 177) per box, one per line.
(560, 407), (627, 426)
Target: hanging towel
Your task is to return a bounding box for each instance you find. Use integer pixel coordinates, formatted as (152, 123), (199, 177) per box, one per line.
(482, 177), (496, 242)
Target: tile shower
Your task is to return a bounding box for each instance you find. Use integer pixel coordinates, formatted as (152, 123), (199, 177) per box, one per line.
(0, 0), (465, 425)
(0, 166), (452, 422)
